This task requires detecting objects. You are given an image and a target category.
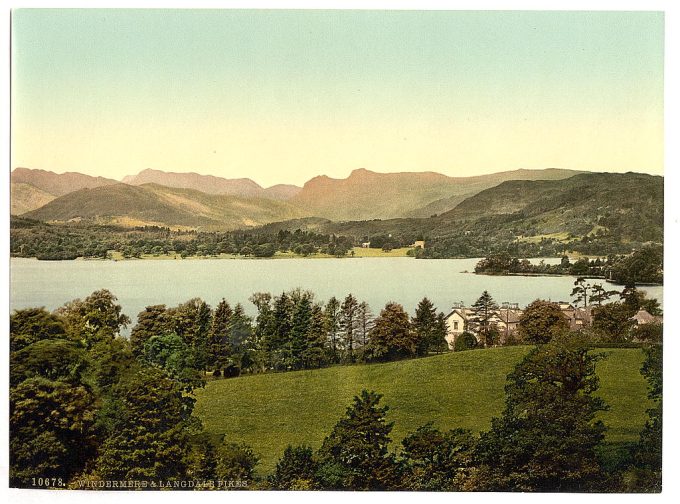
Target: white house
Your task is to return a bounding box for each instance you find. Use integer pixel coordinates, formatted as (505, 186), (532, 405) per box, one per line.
(444, 306), (474, 349)
(444, 303), (524, 349)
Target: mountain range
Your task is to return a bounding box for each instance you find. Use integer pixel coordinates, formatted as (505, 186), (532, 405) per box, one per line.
(9, 166), (663, 249)
(121, 168), (301, 200)
(11, 166), (583, 226)
(291, 167), (583, 220)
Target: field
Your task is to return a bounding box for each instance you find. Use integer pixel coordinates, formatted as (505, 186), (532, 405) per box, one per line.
(193, 346), (652, 474)
(104, 247), (412, 261)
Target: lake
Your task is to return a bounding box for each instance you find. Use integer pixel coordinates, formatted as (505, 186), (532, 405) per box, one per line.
(10, 257), (663, 333)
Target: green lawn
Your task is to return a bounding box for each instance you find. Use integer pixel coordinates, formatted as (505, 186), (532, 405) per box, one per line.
(193, 346), (652, 475)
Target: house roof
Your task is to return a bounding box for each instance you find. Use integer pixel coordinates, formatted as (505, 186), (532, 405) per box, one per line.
(498, 309), (522, 324)
(444, 308), (470, 320)
(632, 309), (662, 324)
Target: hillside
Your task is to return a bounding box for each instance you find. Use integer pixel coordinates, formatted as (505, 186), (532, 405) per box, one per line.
(10, 182), (56, 215)
(194, 347), (651, 474)
(24, 183), (306, 230)
(436, 172), (664, 241)
(11, 167), (118, 197)
(280, 171), (662, 257)
(291, 167), (582, 221)
(122, 168), (302, 200)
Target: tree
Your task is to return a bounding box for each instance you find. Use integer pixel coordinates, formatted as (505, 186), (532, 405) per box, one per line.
(270, 292), (294, 369)
(10, 377), (99, 486)
(215, 441), (259, 483)
(167, 298), (212, 371)
(289, 292), (314, 370)
(411, 298), (447, 355)
(475, 333), (608, 491)
(185, 433), (218, 482)
(590, 284), (618, 306)
(632, 344), (662, 491)
(208, 299), (233, 371)
(10, 339), (90, 388)
(365, 302), (416, 362)
(518, 300), (569, 344)
(129, 305), (169, 356)
(229, 304), (253, 366)
(610, 245), (663, 285)
(88, 337), (136, 391)
(324, 297), (341, 363)
(356, 301), (374, 349)
(469, 291), (499, 347)
(143, 333), (205, 392)
(270, 445), (319, 490)
(620, 286), (662, 316)
(400, 423), (476, 491)
(93, 366), (196, 481)
(301, 304), (328, 369)
(316, 390), (398, 490)
(591, 302), (634, 341)
(339, 294), (360, 363)
(10, 307), (67, 353)
(454, 331), (478, 352)
(570, 277), (591, 309)
(248, 292), (274, 372)
(56, 290), (130, 347)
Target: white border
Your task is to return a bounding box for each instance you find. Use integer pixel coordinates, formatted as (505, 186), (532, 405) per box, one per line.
(2, 2), (678, 504)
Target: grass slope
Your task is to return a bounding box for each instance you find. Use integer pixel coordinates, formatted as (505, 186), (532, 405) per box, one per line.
(194, 346), (651, 474)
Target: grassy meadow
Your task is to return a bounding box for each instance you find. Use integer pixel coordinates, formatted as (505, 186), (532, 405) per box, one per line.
(193, 346), (652, 475)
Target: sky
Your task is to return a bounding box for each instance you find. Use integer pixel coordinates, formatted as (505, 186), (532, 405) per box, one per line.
(11, 9), (664, 187)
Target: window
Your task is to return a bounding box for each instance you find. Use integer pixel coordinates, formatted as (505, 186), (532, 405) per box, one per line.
(454, 321), (459, 330)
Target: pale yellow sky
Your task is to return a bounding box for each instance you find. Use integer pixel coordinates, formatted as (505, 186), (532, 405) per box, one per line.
(11, 10), (664, 187)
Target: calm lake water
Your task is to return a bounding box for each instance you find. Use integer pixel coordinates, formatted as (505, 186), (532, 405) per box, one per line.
(10, 257), (663, 333)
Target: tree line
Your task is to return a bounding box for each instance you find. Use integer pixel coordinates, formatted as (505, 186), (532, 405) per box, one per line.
(11, 215), (662, 263)
(474, 246), (663, 285)
(130, 290), (449, 377)
(10, 217), (356, 260)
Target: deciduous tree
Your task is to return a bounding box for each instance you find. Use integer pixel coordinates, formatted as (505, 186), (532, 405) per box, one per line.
(400, 423), (476, 491)
(518, 300), (569, 344)
(365, 302), (415, 362)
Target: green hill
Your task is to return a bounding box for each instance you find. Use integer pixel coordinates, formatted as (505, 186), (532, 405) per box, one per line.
(436, 172), (663, 242)
(24, 183), (306, 230)
(193, 346), (652, 475)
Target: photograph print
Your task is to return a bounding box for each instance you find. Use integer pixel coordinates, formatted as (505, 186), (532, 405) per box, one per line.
(9, 8), (664, 492)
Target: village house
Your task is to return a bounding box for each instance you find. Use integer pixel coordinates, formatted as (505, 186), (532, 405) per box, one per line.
(411, 240), (425, 249)
(496, 305), (522, 342)
(444, 300), (599, 350)
(558, 302), (593, 331)
(443, 302), (523, 349)
(631, 308), (663, 326)
(443, 303), (473, 349)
